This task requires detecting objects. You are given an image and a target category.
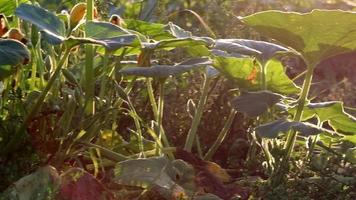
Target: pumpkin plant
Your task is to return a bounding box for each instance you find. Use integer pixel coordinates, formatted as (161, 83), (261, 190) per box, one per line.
(239, 10), (356, 186)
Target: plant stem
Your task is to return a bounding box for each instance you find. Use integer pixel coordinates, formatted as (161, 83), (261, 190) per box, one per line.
(147, 78), (158, 120)
(2, 48), (71, 156)
(204, 109), (237, 160)
(84, 0), (95, 114)
(99, 50), (111, 100)
(157, 80), (171, 148)
(273, 65), (314, 185)
(127, 100), (144, 157)
(25, 49), (71, 124)
(284, 66), (314, 158)
(184, 73), (211, 152)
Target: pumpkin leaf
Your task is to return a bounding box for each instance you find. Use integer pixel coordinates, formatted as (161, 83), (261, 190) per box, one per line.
(15, 4), (66, 44)
(241, 10), (356, 66)
(213, 57), (300, 94)
(232, 90), (285, 117)
(119, 58), (212, 78)
(125, 19), (173, 40)
(256, 118), (338, 139)
(214, 40), (261, 57)
(300, 101), (356, 135)
(84, 21), (140, 50)
(0, 39), (30, 67)
(215, 39), (290, 64)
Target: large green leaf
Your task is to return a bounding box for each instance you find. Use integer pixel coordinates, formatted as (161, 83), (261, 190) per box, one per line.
(232, 91), (284, 118)
(301, 102), (356, 135)
(15, 4), (66, 44)
(120, 58), (212, 78)
(256, 118), (338, 139)
(215, 39), (290, 64)
(0, 39), (30, 67)
(213, 57), (300, 94)
(241, 10), (356, 66)
(0, 0), (29, 16)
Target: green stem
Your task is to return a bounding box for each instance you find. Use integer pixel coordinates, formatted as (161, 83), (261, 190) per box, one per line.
(127, 100), (144, 157)
(260, 61), (267, 90)
(273, 65), (314, 185)
(25, 48), (71, 124)
(157, 80), (170, 148)
(2, 48), (71, 156)
(84, 0), (95, 114)
(260, 61), (274, 173)
(156, 80), (174, 159)
(284, 66), (314, 158)
(15, 0), (20, 29)
(147, 78), (158, 120)
(204, 109), (237, 160)
(99, 50), (111, 100)
(184, 74), (211, 152)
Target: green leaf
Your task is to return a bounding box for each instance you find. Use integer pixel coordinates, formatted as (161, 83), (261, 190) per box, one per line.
(85, 21), (131, 38)
(15, 4), (66, 44)
(213, 57), (300, 94)
(241, 10), (356, 66)
(0, 39), (30, 67)
(125, 19), (173, 40)
(216, 39), (290, 64)
(256, 118), (338, 138)
(0, 0), (29, 16)
(142, 37), (209, 51)
(232, 90), (284, 117)
(214, 40), (261, 57)
(300, 102), (356, 135)
(114, 157), (195, 198)
(84, 21), (140, 50)
(265, 59), (300, 94)
(120, 58), (212, 78)
(166, 22), (192, 38)
(2, 166), (60, 200)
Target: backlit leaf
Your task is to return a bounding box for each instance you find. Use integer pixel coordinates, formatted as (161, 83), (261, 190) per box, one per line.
(300, 102), (356, 136)
(213, 57), (300, 94)
(241, 10), (356, 66)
